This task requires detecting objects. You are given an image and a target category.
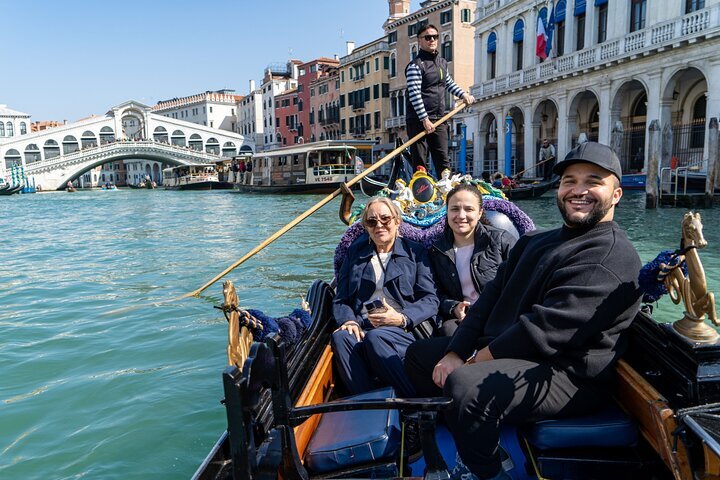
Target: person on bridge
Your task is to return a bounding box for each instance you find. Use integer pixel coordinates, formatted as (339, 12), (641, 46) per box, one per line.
(405, 142), (643, 480)
(405, 23), (474, 179)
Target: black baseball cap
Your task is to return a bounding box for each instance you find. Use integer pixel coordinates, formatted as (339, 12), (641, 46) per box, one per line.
(553, 142), (623, 181)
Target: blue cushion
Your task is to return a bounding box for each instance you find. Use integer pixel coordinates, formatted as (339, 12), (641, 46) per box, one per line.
(524, 407), (638, 450)
(304, 387), (401, 474)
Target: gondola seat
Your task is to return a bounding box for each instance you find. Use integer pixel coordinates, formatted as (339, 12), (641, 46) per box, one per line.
(523, 406), (638, 450)
(303, 387), (401, 474)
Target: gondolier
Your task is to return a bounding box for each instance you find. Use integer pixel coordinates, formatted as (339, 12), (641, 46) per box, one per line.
(405, 24), (474, 178)
(538, 138), (556, 180)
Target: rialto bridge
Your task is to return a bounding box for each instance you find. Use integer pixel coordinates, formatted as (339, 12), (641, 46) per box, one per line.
(0, 101), (253, 190)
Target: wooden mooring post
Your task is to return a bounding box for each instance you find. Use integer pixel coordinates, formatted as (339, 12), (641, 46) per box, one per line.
(705, 118), (719, 209)
(646, 120), (661, 209)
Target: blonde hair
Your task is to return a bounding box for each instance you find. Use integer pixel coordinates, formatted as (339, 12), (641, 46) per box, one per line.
(361, 196), (402, 227)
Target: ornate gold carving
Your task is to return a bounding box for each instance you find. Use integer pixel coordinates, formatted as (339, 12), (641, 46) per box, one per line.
(223, 280), (253, 367)
(663, 212), (719, 343)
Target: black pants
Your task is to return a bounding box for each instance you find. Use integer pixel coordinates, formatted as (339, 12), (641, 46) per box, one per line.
(407, 119), (450, 178)
(404, 337), (611, 479)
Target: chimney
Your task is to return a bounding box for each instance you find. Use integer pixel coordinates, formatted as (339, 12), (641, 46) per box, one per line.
(334, 54), (339, 61)
(249, 79), (256, 92)
(346, 41), (356, 55)
(388, 0), (410, 20)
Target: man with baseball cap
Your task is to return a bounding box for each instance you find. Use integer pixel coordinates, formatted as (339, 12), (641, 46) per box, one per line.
(405, 142), (642, 480)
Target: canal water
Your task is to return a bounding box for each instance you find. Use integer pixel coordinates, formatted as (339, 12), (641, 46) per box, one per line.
(1, 188), (718, 479)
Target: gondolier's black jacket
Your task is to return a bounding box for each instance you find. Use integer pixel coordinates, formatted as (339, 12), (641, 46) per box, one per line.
(447, 221), (643, 383)
(333, 233), (439, 330)
(429, 223), (516, 321)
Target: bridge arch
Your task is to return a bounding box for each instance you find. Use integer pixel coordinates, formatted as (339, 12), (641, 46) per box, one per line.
(25, 144), (41, 164)
(189, 133), (203, 151)
(99, 127), (115, 144)
(153, 126), (169, 143)
(44, 139), (60, 159)
(81, 131), (97, 149)
(63, 135), (80, 154)
(171, 130), (186, 146)
(206, 137), (219, 154)
(4, 149), (21, 169)
(222, 141), (236, 157)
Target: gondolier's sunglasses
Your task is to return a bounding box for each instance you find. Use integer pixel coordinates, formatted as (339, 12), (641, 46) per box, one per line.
(422, 34), (439, 41)
(365, 215), (394, 228)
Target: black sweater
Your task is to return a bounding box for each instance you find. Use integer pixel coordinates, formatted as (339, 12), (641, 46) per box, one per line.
(447, 221), (642, 383)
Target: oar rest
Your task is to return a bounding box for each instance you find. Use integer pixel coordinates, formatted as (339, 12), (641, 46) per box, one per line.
(223, 333), (452, 480)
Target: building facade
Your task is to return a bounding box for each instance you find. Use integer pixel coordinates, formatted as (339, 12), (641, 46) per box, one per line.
(0, 105), (31, 141)
(297, 58), (340, 143)
(260, 61), (300, 150)
(274, 88), (300, 146)
(338, 38), (393, 153)
(309, 67), (341, 142)
(239, 80), (264, 147)
(383, 0), (478, 151)
(466, 0), (720, 179)
(152, 90), (242, 132)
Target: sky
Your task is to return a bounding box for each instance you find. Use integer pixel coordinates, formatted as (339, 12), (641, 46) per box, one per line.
(0, 0), (422, 122)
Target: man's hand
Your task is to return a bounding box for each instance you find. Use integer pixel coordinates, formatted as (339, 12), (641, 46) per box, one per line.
(432, 352), (465, 388)
(368, 298), (405, 328)
(335, 321), (364, 342)
(462, 93), (475, 106)
(422, 117), (435, 134)
(465, 346), (493, 365)
(452, 301), (471, 321)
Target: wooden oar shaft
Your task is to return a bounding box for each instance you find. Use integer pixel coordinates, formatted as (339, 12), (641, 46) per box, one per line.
(185, 102), (469, 298)
(513, 155), (555, 179)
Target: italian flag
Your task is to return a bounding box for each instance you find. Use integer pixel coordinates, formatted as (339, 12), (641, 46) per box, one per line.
(536, 16), (548, 60)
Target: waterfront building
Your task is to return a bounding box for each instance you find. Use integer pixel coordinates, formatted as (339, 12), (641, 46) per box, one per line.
(383, 0), (478, 169)
(31, 120), (65, 132)
(338, 38), (394, 156)
(239, 80), (264, 147)
(0, 105), (31, 140)
(152, 90), (243, 133)
(260, 61), (301, 150)
(297, 57), (340, 143)
(309, 66), (341, 142)
(465, 0), (720, 179)
(274, 88), (300, 146)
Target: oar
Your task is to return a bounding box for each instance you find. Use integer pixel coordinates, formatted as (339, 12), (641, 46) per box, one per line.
(183, 101), (471, 298)
(512, 156), (556, 180)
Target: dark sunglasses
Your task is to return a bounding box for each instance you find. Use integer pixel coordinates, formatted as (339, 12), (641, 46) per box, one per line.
(422, 34), (439, 41)
(365, 215), (394, 228)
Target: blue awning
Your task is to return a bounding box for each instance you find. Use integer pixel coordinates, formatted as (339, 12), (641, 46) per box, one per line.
(539, 7), (548, 23)
(487, 32), (497, 53)
(575, 0), (586, 16)
(594, 0), (607, 5)
(513, 19), (524, 43)
(555, 0), (566, 22)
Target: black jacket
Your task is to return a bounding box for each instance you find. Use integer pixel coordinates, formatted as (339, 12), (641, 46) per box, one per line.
(429, 223), (516, 320)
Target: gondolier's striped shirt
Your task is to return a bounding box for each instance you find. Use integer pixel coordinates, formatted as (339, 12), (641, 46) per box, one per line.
(406, 61), (465, 121)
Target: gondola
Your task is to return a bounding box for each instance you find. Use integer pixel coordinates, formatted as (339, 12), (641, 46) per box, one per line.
(194, 187), (720, 480)
(501, 177), (557, 200)
(0, 184), (23, 195)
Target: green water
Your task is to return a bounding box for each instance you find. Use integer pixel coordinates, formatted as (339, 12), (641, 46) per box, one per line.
(0, 188), (717, 479)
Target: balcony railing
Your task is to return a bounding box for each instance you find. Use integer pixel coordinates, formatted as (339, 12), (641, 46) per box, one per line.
(384, 115), (406, 129)
(471, 5), (719, 99)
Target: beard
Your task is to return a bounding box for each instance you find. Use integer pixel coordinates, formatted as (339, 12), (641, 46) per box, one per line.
(556, 194), (613, 228)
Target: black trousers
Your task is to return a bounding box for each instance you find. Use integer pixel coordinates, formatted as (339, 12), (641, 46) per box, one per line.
(404, 337), (611, 479)
(407, 118), (450, 178)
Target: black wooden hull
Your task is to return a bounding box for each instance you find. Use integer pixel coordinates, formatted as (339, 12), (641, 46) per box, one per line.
(0, 185), (23, 195)
(504, 179), (555, 200)
(232, 182), (344, 194)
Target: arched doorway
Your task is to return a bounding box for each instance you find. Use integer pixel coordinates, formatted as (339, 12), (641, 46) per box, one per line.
(568, 90), (600, 146)
(63, 135), (79, 154)
(532, 99), (559, 177)
(189, 134), (203, 151)
(663, 67), (708, 169)
(478, 113), (498, 176)
(81, 131), (97, 149)
(611, 80), (648, 173)
(25, 144), (41, 164)
(99, 127), (115, 144)
(153, 126), (168, 143)
(206, 138), (220, 155)
(171, 130), (186, 147)
(121, 110), (145, 139)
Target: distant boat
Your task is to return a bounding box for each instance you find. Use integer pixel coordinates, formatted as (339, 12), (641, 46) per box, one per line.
(502, 177), (557, 200)
(0, 184), (23, 195)
(162, 164), (228, 190)
(621, 173), (646, 190)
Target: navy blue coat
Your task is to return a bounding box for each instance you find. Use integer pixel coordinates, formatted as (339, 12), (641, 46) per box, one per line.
(333, 234), (439, 329)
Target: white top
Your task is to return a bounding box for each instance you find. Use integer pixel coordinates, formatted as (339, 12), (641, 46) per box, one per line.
(361, 252), (403, 317)
(454, 244), (479, 304)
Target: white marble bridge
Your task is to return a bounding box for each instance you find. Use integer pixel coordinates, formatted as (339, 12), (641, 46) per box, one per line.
(0, 100), (253, 190)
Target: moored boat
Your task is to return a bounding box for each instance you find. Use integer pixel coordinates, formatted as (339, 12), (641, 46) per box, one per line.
(501, 176), (557, 200)
(0, 184), (22, 195)
(162, 164), (228, 191)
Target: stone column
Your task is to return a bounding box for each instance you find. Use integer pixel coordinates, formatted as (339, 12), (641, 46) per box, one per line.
(598, 80), (612, 145)
(611, 121), (624, 162)
(476, 114), (487, 177)
(556, 94), (569, 160)
(498, 109), (508, 175)
(706, 118), (719, 208)
(524, 109), (537, 177)
(646, 120), (661, 209)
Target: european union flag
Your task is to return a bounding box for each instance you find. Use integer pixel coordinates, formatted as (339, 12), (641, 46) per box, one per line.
(545, 2), (555, 58)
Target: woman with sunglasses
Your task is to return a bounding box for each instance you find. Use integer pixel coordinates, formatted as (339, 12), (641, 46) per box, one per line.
(331, 196), (439, 397)
(429, 184), (516, 336)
